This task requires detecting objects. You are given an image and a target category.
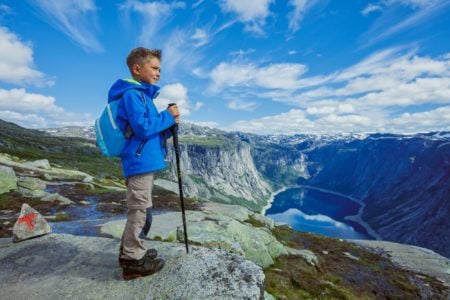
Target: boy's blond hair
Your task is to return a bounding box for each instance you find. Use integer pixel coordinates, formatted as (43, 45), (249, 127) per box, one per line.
(126, 47), (162, 71)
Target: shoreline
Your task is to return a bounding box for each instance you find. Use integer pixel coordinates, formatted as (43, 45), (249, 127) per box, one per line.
(262, 184), (381, 240)
(260, 186), (294, 215)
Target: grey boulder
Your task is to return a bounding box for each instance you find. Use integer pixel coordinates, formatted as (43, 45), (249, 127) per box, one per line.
(12, 203), (51, 242)
(0, 165), (17, 194)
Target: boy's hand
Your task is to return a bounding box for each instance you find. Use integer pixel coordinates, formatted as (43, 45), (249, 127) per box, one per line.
(167, 104), (180, 124)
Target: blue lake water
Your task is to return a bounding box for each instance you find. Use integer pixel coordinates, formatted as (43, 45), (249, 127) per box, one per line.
(265, 187), (374, 240)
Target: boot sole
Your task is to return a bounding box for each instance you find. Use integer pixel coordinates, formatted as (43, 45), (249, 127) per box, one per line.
(123, 273), (143, 280)
(118, 249), (158, 268)
(122, 260), (165, 280)
(118, 253), (158, 268)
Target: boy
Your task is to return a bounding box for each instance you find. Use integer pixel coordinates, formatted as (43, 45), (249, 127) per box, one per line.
(108, 47), (180, 280)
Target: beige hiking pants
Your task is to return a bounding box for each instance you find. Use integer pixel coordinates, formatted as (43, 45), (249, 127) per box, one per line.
(120, 172), (154, 261)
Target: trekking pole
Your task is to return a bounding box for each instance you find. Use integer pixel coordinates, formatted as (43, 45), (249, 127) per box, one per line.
(168, 103), (189, 253)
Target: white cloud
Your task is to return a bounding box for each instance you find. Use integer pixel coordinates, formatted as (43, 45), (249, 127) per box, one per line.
(361, 4), (382, 16)
(360, 1), (449, 49)
(191, 28), (209, 47)
(229, 48), (256, 59)
(220, 48), (450, 134)
(288, 0), (317, 32)
(163, 28), (206, 75)
(227, 107), (387, 135)
(306, 103), (355, 116)
(389, 106), (450, 132)
(120, 0), (185, 46)
(219, 0), (273, 34)
(192, 0), (205, 8)
(156, 83), (191, 116)
(383, 0), (440, 9)
(356, 77), (450, 107)
(210, 62), (309, 91)
(0, 27), (51, 86)
(0, 110), (47, 128)
(210, 62), (256, 89)
(0, 88), (93, 128)
(256, 63), (309, 89)
(227, 99), (257, 111)
(0, 4), (12, 15)
(193, 102), (204, 111)
(163, 29), (188, 73)
(0, 88), (61, 114)
(226, 109), (314, 134)
(190, 120), (219, 129)
(301, 49), (450, 106)
(192, 67), (208, 78)
(28, 0), (103, 53)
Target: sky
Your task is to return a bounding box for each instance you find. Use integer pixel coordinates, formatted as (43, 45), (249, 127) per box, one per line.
(0, 0), (449, 135)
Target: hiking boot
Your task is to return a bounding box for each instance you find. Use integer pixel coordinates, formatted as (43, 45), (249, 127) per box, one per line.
(122, 256), (165, 280)
(118, 248), (158, 268)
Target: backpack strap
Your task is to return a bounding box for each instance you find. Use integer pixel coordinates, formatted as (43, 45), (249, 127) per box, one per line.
(140, 91), (147, 105)
(124, 91), (147, 139)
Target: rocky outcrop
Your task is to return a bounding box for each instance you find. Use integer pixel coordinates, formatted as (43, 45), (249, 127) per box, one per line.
(0, 165), (16, 194)
(0, 234), (265, 299)
(17, 176), (47, 190)
(0, 154), (93, 182)
(22, 159), (51, 170)
(350, 240), (450, 287)
(14, 175), (73, 205)
(101, 203), (317, 268)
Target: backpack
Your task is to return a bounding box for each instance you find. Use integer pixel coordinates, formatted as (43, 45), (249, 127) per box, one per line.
(94, 94), (145, 157)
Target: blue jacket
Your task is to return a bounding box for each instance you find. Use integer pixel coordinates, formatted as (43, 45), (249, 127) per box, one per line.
(108, 79), (175, 178)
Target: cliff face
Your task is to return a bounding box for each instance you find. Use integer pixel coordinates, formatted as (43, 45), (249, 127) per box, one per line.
(165, 141), (272, 211)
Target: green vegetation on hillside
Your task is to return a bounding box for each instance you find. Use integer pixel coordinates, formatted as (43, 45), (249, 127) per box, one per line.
(264, 226), (449, 299)
(179, 134), (239, 148)
(0, 119), (122, 179)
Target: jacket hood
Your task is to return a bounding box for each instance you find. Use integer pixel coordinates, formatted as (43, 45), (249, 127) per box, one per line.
(108, 79), (160, 103)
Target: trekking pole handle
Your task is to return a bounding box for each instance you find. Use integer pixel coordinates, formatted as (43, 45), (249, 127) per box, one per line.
(167, 103), (178, 131)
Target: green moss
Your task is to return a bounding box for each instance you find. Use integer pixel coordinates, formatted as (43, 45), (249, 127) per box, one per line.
(179, 135), (234, 147)
(0, 193), (10, 210)
(0, 192), (41, 210)
(52, 212), (70, 222)
(0, 120), (123, 179)
(245, 215), (266, 228)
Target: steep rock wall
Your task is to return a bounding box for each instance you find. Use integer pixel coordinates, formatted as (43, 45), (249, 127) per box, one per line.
(165, 141), (272, 211)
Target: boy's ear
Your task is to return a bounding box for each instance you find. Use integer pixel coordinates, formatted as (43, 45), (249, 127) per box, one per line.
(131, 63), (140, 75)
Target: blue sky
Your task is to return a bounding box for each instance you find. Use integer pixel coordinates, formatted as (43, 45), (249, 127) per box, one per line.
(0, 0), (449, 135)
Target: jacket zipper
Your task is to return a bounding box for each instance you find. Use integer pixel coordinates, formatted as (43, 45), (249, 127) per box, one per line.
(135, 92), (149, 157)
(135, 139), (148, 157)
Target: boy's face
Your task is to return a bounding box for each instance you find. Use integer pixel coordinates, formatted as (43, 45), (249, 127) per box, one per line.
(133, 57), (160, 85)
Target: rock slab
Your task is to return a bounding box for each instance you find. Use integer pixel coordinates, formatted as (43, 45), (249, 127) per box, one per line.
(12, 203), (51, 242)
(0, 165), (17, 194)
(101, 205), (289, 268)
(351, 239), (450, 287)
(0, 234), (265, 299)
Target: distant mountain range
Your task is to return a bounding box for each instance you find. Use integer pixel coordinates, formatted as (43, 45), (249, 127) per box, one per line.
(1, 119), (449, 258)
(41, 126), (96, 140)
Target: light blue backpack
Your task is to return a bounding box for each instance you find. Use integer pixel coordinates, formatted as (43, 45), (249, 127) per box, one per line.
(95, 99), (129, 157)
(94, 94), (144, 157)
